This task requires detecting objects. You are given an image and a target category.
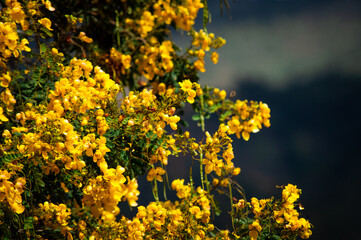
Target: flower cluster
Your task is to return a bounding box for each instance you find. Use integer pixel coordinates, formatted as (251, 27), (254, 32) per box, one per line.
(114, 181), (217, 239)
(201, 124), (236, 176)
(103, 0), (222, 84)
(0, 170), (26, 214)
(36, 202), (72, 237)
(179, 79), (202, 104)
(48, 58), (120, 115)
(136, 39), (175, 80)
(189, 29), (226, 72)
(192, 87), (271, 141)
(15, 106), (85, 173)
(0, 0), (312, 239)
(109, 48), (131, 74)
(233, 184), (312, 239)
(0, 88), (16, 112)
(276, 184), (313, 238)
(227, 99), (271, 141)
(125, 11), (155, 38)
(0, 1), (31, 67)
(126, 0), (204, 34)
(83, 166), (140, 222)
(153, 0), (204, 31)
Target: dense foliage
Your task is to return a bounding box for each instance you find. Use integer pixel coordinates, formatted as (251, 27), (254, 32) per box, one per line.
(0, 0), (312, 239)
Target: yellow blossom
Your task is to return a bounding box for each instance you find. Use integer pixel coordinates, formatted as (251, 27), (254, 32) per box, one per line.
(179, 79), (197, 103)
(38, 18), (53, 31)
(147, 167), (166, 182)
(0, 107), (9, 123)
(211, 52), (219, 64)
(249, 220), (262, 240)
(78, 32), (93, 43)
(42, 0), (55, 11)
(0, 72), (11, 88)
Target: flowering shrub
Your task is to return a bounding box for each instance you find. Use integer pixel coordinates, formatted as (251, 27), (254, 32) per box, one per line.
(0, 0), (312, 239)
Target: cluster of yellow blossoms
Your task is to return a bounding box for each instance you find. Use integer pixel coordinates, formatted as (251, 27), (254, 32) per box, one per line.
(0, 73), (15, 124)
(0, 0), (56, 67)
(37, 202), (72, 233)
(83, 166), (139, 222)
(0, 88), (16, 112)
(0, 169), (26, 214)
(202, 124), (236, 176)
(125, 11), (155, 38)
(109, 48), (132, 74)
(0, 0), (313, 239)
(116, 180), (214, 240)
(179, 79), (202, 103)
(277, 184), (312, 238)
(190, 29), (226, 72)
(48, 58), (120, 115)
(109, 0), (223, 83)
(245, 184), (312, 239)
(227, 99), (271, 141)
(1, 54), (140, 234)
(199, 87), (271, 141)
(0, 0), (30, 67)
(126, 0), (204, 34)
(136, 39), (175, 80)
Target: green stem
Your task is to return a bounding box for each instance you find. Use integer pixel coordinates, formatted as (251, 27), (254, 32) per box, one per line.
(189, 166), (193, 187)
(200, 93), (205, 132)
(115, 11), (121, 48)
(153, 178), (159, 202)
(199, 149), (205, 189)
(229, 182), (236, 231)
(162, 165), (167, 200)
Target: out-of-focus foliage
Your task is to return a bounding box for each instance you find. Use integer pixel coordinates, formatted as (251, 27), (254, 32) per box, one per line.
(0, 0), (312, 239)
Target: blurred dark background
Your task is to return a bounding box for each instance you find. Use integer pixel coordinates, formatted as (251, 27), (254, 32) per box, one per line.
(133, 1), (361, 239)
(202, 0), (361, 239)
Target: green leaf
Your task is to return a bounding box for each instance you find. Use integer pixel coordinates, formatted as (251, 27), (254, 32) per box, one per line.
(25, 30), (34, 35)
(271, 235), (282, 240)
(192, 114), (201, 121)
(40, 43), (48, 54)
(219, 110), (232, 122)
(24, 217), (34, 231)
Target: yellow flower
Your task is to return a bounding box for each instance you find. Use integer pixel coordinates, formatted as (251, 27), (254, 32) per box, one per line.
(0, 107), (9, 123)
(38, 18), (53, 31)
(189, 206), (202, 219)
(219, 90), (226, 100)
(0, 170), (12, 180)
(194, 59), (205, 72)
(171, 179), (191, 199)
(282, 184), (300, 203)
(42, 0), (55, 11)
(211, 52), (219, 64)
(121, 54), (131, 69)
(157, 83), (166, 95)
(0, 72), (11, 88)
(8, 2), (26, 23)
(78, 32), (93, 43)
(168, 115), (180, 130)
(179, 79), (197, 103)
(232, 167), (241, 175)
(212, 178), (219, 186)
(249, 220), (262, 240)
(179, 79), (192, 92)
(147, 167), (166, 182)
